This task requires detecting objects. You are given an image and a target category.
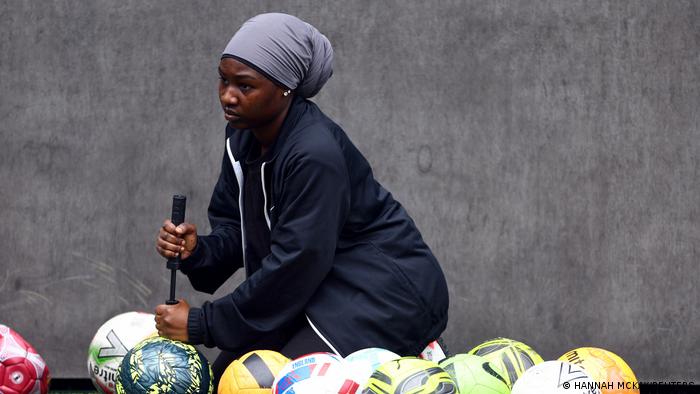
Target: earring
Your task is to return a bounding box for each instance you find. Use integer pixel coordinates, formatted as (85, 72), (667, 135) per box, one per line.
(283, 90), (291, 97)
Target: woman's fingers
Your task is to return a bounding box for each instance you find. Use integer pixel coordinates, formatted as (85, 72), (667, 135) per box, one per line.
(155, 220), (195, 259)
(156, 242), (183, 258)
(156, 226), (185, 258)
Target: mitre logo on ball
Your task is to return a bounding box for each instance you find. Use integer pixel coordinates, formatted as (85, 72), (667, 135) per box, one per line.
(87, 312), (157, 394)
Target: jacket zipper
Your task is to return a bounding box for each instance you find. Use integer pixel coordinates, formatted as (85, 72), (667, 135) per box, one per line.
(260, 162), (271, 229)
(259, 160), (341, 357)
(226, 138), (246, 272)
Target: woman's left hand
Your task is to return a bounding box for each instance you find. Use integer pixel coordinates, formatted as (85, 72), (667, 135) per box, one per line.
(155, 299), (190, 342)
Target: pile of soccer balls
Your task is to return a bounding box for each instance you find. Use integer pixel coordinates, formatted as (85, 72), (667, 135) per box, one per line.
(218, 338), (639, 394)
(2, 311), (641, 394)
(83, 311), (641, 393)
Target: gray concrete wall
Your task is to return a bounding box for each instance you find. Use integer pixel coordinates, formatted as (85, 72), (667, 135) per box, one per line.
(1, 0), (698, 381)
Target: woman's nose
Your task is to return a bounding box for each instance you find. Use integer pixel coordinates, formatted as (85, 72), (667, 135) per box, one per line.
(221, 87), (238, 105)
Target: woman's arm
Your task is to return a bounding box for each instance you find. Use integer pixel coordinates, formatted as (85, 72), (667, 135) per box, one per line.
(188, 134), (351, 350)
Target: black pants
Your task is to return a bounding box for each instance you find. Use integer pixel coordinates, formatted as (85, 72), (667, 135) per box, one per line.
(211, 317), (333, 388)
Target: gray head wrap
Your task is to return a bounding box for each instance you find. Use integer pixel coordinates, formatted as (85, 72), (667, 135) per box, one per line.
(222, 13), (333, 98)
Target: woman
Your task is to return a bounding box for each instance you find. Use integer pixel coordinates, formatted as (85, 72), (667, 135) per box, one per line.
(154, 13), (449, 383)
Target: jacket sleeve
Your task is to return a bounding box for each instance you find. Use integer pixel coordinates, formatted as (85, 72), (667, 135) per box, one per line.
(187, 133), (351, 350)
(179, 145), (244, 294)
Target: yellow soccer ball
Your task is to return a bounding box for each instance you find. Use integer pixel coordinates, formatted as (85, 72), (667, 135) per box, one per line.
(363, 357), (457, 394)
(219, 350), (290, 394)
(468, 337), (544, 388)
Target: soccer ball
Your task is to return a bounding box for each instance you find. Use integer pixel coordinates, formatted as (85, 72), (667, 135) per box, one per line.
(344, 348), (400, 393)
(87, 311), (157, 393)
(511, 360), (601, 394)
(438, 354), (510, 394)
(363, 357), (457, 394)
(273, 352), (351, 394)
(115, 336), (212, 394)
(468, 337), (543, 387)
(559, 347), (639, 394)
(0, 324), (50, 394)
(219, 349), (290, 394)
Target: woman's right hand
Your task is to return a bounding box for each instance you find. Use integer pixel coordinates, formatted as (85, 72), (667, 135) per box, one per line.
(156, 220), (198, 260)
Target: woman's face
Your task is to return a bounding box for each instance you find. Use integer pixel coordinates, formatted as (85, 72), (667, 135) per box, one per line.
(218, 57), (289, 130)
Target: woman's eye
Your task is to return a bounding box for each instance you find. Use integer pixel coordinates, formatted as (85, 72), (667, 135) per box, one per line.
(239, 84), (251, 92)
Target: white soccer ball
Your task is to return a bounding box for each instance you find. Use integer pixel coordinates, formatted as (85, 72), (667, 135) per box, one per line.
(273, 352), (351, 394)
(343, 347), (401, 392)
(511, 360), (602, 394)
(86, 311), (157, 393)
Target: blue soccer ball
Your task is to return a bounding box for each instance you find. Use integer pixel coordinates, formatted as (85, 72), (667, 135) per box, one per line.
(116, 336), (212, 394)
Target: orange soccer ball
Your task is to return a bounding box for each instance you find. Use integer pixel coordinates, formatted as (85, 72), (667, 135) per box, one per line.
(559, 347), (639, 394)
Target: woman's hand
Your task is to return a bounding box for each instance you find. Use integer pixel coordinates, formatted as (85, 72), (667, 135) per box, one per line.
(154, 299), (190, 342)
(156, 220), (198, 260)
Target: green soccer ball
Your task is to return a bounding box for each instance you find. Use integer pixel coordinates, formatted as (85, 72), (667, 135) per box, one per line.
(468, 337), (543, 388)
(439, 354), (510, 394)
(116, 336), (213, 394)
(362, 357), (457, 394)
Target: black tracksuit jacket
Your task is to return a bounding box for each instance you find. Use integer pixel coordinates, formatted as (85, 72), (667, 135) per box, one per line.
(183, 96), (449, 357)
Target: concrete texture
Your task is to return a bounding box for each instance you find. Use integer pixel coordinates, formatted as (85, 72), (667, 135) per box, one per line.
(1, 0), (698, 380)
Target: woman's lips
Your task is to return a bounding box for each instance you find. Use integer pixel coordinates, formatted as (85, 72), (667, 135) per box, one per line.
(224, 110), (240, 121)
